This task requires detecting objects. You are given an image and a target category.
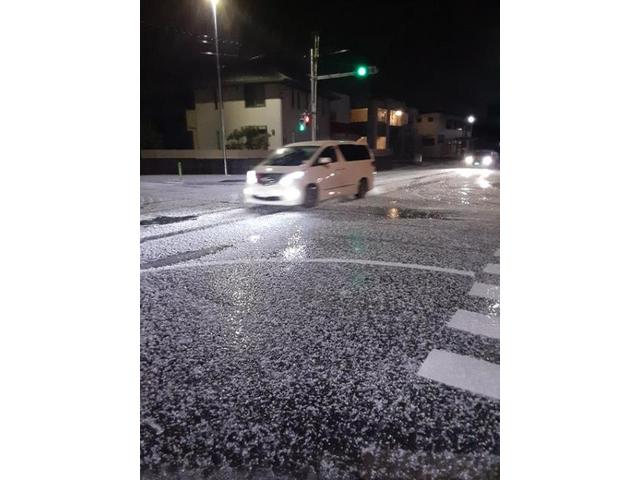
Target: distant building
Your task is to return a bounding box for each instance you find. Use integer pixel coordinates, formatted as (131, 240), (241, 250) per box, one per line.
(186, 68), (338, 150)
(416, 112), (470, 158)
(349, 99), (419, 159)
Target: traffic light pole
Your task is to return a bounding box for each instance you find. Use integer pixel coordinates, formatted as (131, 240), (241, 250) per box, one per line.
(310, 33), (319, 141)
(308, 32), (377, 140)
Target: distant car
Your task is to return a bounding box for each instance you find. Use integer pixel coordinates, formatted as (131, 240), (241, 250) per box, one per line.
(463, 150), (500, 168)
(243, 140), (376, 207)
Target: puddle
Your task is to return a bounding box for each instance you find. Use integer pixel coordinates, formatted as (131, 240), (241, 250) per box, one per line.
(141, 244), (231, 270)
(140, 215), (198, 226)
(368, 206), (465, 220)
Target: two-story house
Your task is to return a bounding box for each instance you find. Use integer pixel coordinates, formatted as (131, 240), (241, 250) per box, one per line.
(186, 68), (338, 150)
(416, 112), (471, 158)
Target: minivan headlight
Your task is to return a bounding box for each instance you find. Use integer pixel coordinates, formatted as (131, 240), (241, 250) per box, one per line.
(464, 155), (474, 165)
(482, 155), (493, 166)
(246, 170), (257, 184)
(279, 171), (304, 186)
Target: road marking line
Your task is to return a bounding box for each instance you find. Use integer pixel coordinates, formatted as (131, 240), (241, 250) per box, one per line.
(141, 257), (475, 277)
(483, 263), (500, 275)
(417, 349), (500, 400)
(447, 309), (500, 339)
(494, 248), (499, 257)
(469, 282), (500, 300)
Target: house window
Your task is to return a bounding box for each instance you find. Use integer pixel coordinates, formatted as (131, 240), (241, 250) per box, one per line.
(244, 84), (266, 108)
(428, 116), (434, 122)
(417, 117), (422, 123)
(350, 108), (368, 123)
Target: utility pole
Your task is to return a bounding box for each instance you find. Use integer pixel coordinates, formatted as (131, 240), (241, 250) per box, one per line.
(310, 33), (319, 141)
(211, 0), (228, 175)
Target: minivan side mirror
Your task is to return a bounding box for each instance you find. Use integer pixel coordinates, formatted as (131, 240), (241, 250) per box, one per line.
(317, 157), (332, 165)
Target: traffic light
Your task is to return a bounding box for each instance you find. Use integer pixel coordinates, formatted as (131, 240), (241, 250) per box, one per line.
(355, 65), (378, 78)
(298, 113), (311, 132)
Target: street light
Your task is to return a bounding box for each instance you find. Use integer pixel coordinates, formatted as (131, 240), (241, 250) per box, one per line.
(466, 115), (475, 153)
(209, 0), (227, 175)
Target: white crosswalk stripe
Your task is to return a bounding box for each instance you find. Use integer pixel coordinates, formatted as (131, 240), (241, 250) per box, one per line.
(417, 255), (501, 400)
(469, 282), (500, 300)
(447, 309), (500, 339)
(417, 349), (500, 400)
(483, 263), (500, 275)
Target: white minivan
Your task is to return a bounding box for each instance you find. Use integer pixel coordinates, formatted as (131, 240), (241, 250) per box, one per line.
(243, 140), (376, 207)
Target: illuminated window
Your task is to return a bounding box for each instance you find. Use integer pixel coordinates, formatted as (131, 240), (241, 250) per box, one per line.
(377, 109), (388, 123)
(389, 110), (405, 127)
(376, 136), (387, 149)
(350, 108), (368, 123)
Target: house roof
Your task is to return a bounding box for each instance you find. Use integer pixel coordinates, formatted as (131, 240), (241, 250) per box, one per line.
(219, 66), (342, 100)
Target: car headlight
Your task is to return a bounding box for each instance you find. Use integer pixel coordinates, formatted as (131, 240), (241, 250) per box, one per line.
(246, 170), (257, 185)
(464, 155), (474, 165)
(279, 171), (304, 186)
(482, 155), (493, 166)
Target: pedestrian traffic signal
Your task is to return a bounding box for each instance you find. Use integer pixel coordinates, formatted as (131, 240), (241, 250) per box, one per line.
(298, 113), (311, 132)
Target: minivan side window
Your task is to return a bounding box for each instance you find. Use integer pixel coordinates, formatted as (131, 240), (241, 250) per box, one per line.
(337, 144), (371, 161)
(315, 146), (337, 164)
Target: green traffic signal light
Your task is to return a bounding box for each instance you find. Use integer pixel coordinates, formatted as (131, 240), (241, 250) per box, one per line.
(298, 122), (305, 132)
(356, 66), (368, 77)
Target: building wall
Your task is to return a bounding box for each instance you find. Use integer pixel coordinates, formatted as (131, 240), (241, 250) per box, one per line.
(190, 84), (283, 149)
(416, 113), (469, 159)
(416, 112), (467, 140)
(330, 93), (351, 124)
(189, 83), (332, 149)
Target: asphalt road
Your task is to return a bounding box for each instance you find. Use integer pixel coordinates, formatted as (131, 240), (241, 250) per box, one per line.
(140, 166), (500, 479)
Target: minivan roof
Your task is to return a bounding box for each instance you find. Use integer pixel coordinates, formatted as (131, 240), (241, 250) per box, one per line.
(284, 140), (367, 148)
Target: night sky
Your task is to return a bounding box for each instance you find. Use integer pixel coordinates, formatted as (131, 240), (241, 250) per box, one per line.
(142, 0), (499, 147)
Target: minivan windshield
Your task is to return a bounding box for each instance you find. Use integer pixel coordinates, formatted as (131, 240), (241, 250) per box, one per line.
(261, 146), (319, 166)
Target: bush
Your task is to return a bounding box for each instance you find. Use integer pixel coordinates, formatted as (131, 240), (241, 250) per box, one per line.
(226, 126), (271, 150)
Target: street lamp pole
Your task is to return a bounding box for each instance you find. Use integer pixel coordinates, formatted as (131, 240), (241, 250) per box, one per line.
(466, 115), (476, 152)
(211, 0), (228, 175)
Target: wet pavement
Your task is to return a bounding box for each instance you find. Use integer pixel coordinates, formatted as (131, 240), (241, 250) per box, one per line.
(140, 166), (500, 479)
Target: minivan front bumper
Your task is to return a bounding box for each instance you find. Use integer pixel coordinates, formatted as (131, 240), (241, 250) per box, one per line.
(243, 184), (303, 206)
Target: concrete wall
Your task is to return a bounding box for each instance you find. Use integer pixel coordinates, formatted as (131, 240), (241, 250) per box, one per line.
(140, 149), (270, 175)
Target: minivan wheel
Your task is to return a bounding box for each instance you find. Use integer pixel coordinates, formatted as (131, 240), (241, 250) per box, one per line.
(356, 178), (368, 199)
(304, 184), (318, 207)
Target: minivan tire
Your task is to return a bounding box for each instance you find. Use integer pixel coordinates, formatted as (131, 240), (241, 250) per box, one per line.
(304, 184), (319, 207)
(356, 178), (368, 199)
